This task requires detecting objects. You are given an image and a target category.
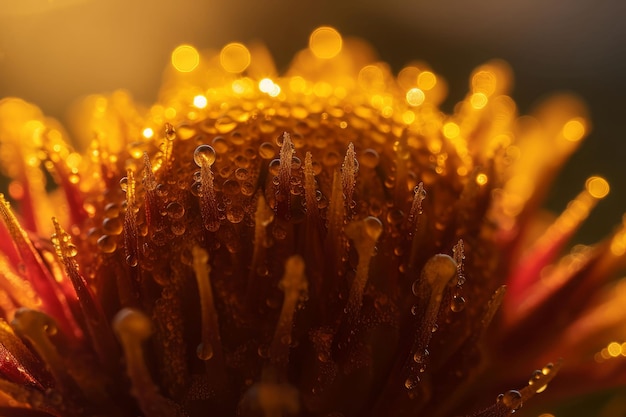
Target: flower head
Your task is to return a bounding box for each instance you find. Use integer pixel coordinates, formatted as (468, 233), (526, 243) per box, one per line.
(0, 26), (624, 417)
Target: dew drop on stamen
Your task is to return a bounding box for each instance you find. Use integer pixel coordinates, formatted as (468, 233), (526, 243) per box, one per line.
(193, 145), (216, 167)
(126, 254), (138, 267)
(404, 375), (420, 390)
(196, 342), (214, 361)
(450, 294), (466, 312)
(498, 390), (523, 412)
(119, 177), (129, 192)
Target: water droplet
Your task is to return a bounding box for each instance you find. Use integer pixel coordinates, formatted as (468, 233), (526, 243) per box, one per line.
(500, 390), (523, 412)
(196, 342), (214, 360)
(65, 243), (78, 258)
(97, 235), (117, 253)
(257, 344), (270, 358)
(165, 123), (177, 141)
(361, 148), (380, 168)
(226, 206), (245, 224)
(119, 177), (129, 192)
(166, 202), (185, 219)
(223, 179), (241, 195)
(235, 168), (249, 181)
(404, 375), (420, 390)
(170, 221), (186, 236)
(259, 142), (276, 159)
(268, 159), (281, 176)
(450, 294), (466, 312)
(241, 182), (255, 196)
(102, 217), (123, 235)
(155, 183), (168, 197)
(386, 209), (405, 226)
(194, 145), (216, 167)
(541, 363), (554, 375)
(212, 136), (230, 153)
(126, 254), (138, 267)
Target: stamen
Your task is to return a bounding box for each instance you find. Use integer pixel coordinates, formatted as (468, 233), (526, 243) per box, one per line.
(344, 216), (383, 322)
(193, 145), (220, 232)
(325, 171), (345, 262)
(451, 239), (467, 312)
(273, 132), (294, 238)
(162, 123), (176, 169)
(142, 153), (158, 231)
(121, 169), (139, 267)
(51, 218), (119, 371)
(472, 359), (563, 417)
(341, 143), (358, 208)
(407, 183), (427, 271)
(191, 246), (222, 363)
(303, 152), (318, 219)
(249, 195), (274, 283)
(407, 254), (457, 387)
(113, 308), (182, 417)
(269, 255), (308, 373)
(407, 182), (426, 232)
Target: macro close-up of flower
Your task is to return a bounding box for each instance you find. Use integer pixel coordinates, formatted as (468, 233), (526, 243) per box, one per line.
(1, 3), (626, 417)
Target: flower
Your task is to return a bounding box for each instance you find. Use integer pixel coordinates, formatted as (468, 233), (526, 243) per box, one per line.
(0, 26), (625, 417)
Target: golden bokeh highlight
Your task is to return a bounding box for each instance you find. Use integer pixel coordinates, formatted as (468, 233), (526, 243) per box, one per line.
(259, 78), (281, 97)
(476, 173), (488, 186)
(417, 71), (437, 90)
(470, 92), (488, 109)
(406, 88), (425, 107)
(142, 127), (154, 139)
(171, 45), (200, 72)
(309, 26), (343, 59)
(220, 43), (251, 74)
(586, 176), (610, 199)
(562, 118), (586, 142)
(193, 95), (208, 109)
(442, 122), (460, 139)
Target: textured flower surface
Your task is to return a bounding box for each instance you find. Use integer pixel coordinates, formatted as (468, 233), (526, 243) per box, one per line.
(0, 27), (625, 417)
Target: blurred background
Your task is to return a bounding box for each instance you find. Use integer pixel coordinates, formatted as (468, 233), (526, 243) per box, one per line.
(0, 0), (625, 414)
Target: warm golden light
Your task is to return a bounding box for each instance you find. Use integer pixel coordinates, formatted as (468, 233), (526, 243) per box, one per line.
(470, 92), (488, 109)
(192, 94), (208, 109)
(442, 122), (460, 138)
(406, 87), (425, 106)
(259, 77), (281, 97)
(562, 118), (586, 141)
(417, 71), (437, 90)
(586, 176), (610, 199)
(220, 42), (251, 74)
(171, 44), (200, 72)
(476, 173), (489, 186)
(142, 127), (154, 139)
(309, 26), (342, 59)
